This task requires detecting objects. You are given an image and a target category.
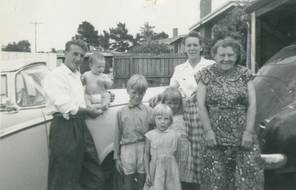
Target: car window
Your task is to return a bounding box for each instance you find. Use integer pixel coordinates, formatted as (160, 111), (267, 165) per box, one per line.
(1, 74), (8, 104)
(15, 64), (49, 107)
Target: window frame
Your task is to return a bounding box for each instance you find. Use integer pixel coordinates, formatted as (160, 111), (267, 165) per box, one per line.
(1, 74), (8, 103)
(14, 63), (49, 108)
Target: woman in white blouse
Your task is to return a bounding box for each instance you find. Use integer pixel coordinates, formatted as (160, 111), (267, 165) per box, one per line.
(150, 31), (214, 189)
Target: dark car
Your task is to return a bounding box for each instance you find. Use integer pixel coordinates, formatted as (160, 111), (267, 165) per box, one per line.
(254, 43), (296, 189)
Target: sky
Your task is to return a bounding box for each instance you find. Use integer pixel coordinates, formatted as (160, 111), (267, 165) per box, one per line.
(0, 0), (230, 52)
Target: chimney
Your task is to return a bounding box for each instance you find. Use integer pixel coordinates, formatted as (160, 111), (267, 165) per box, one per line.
(173, 28), (178, 38)
(200, 0), (212, 19)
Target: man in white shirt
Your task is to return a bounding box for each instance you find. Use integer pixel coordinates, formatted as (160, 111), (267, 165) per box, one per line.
(44, 40), (104, 190)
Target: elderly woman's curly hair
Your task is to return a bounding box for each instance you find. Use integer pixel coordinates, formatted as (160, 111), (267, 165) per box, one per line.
(211, 37), (243, 65)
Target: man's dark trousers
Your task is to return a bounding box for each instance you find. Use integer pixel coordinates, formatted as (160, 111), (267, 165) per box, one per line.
(48, 115), (104, 190)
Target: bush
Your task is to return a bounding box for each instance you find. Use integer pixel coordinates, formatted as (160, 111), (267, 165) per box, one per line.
(129, 42), (172, 54)
(203, 6), (248, 66)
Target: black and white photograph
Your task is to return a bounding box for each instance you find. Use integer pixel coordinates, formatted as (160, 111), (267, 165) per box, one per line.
(1, 0), (296, 190)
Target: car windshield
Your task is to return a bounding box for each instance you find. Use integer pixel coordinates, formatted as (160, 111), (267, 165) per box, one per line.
(15, 64), (49, 107)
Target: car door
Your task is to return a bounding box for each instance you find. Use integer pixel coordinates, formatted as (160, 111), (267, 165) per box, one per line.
(0, 63), (50, 190)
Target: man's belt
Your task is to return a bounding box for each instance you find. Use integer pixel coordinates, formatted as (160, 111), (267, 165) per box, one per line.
(52, 112), (82, 119)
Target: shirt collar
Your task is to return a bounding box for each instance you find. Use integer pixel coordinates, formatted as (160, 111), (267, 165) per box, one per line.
(184, 60), (192, 69)
(60, 63), (80, 77)
(156, 128), (170, 133)
(189, 57), (213, 75)
(128, 102), (144, 110)
(184, 57), (206, 69)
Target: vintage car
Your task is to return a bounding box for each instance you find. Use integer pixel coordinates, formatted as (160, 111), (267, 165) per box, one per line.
(0, 58), (163, 190)
(254, 43), (296, 189)
(0, 59), (50, 190)
(1, 43), (296, 190)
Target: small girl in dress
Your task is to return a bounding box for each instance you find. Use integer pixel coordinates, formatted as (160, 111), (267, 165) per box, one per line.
(162, 87), (196, 190)
(143, 104), (181, 190)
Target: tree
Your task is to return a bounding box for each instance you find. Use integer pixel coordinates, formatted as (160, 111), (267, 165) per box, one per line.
(129, 22), (170, 54)
(203, 6), (248, 64)
(137, 22), (169, 43)
(151, 32), (169, 40)
(128, 41), (171, 54)
(2, 40), (31, 52)
(140, 22), (155, 42)
(109, 22), (134, 52)
(75, 21), (99, 47)
(132, 33), (142, 47)
(98, 30), (110, 50)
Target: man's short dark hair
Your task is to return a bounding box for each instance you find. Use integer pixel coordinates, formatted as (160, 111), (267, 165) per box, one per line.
(65, 39), (88, 52)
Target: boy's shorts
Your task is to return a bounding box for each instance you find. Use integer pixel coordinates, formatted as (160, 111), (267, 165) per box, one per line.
(120, 142), (145, 175)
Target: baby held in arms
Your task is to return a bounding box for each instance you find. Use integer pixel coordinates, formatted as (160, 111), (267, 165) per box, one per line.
(82, 52), (113, 114)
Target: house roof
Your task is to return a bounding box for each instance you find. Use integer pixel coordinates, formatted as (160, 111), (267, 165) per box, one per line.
(128, 37), (181, 50)
(245, 0), (295, 13)
(169, 35), (186, 45)
(189, 0), (250, 31)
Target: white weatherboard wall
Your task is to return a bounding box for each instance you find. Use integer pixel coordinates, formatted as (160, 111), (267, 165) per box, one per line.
(0, 52), (57, 70)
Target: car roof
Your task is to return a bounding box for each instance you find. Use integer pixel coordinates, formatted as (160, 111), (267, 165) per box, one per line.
(0, 58), (47, 72)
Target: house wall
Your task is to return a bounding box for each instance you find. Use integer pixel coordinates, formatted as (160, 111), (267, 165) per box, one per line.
(171, 39), (185, 54)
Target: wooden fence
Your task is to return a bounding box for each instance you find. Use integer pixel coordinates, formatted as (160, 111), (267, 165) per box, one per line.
(113, 54), (187, 88)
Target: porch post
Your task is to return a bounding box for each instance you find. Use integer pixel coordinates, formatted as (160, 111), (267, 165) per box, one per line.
(250, 12), (256, 73)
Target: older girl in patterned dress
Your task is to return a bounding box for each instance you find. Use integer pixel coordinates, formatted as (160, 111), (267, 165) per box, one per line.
(161, 87), (196, 190)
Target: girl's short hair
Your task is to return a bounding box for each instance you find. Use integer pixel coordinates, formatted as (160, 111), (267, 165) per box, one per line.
(153, 103), (173, 125)
(127, 74), (148, 94)
(161, 87), (183, 111)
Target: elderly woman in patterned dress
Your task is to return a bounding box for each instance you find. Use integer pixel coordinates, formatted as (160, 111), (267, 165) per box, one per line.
(196, 38), (264, 190)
